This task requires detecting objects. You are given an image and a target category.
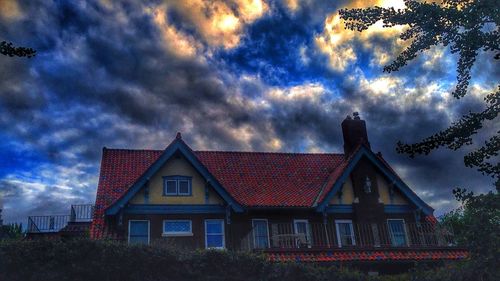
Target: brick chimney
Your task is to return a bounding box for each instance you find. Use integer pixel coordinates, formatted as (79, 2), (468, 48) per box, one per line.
(342, 112), (370, 155)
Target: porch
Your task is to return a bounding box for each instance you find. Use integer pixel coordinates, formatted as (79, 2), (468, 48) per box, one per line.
(236, 221), (456, 251)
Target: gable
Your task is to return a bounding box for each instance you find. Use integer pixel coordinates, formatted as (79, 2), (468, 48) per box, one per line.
(129, 154), (223, 205)
(104, 136), (243, 215)
(327, 163), (409, 206)
(317, 145), (433, 215)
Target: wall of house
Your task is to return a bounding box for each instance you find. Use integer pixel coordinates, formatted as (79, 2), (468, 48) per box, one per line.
(377, 174), (408, 205)
(328, 171), (409, 205)
(329, 177), (355, 204)
(130, 154), (223, 205)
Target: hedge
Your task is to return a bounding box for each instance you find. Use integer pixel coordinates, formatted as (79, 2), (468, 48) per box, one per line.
(0, 239), (478, 281)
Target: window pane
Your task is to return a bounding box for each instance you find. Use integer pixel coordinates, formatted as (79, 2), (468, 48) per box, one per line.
(178, 180), (190, 195)
(337, 222), (354, 246)
(130, 221), (148, 235)
(166, 180), (177, 194)
(207, 234), (223, 248)
(165, 221), (191, 233)
(206, 220), (224, 248)
(253, 220), (269, 248)
(388, 220), (407, 246)
(206, 221), (223, 234)
(129, 221), (148, 244)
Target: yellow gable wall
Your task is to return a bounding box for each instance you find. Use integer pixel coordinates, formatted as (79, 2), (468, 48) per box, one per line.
(130, 155), (223, 205)
(377, 174), (408, 205)
(330, 177), (355, 204)
(329, 172), (409, 205)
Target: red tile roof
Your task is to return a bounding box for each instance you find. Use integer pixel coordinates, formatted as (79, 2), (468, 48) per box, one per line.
(266, 249), (469, 262)
(90, 148), (346, 238)
(196, 151), (344, 207)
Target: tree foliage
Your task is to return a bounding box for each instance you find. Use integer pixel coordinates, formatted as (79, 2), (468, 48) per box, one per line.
(440, 189), (500, 281)
(0, 223), (23, 240)
(339, 0), (499, 188)
(0, 41), (36, 58)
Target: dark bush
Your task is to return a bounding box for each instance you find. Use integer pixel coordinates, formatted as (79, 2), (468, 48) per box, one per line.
(0, 239), (479, 281)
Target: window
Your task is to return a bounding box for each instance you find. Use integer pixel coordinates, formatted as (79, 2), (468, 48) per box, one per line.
(335, 220), (355, 247)
(163, 176), (192, 196)
(293, 219), (312, 247)
(252, 219), (269, 248)
(163, 220), (192, 236)
(205, 219), (225, 249)
(128, 220), (150, 244)
(387, 219), (408, 247)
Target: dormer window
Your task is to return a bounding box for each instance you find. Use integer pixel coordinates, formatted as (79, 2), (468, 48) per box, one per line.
(163, 176), (192, 196)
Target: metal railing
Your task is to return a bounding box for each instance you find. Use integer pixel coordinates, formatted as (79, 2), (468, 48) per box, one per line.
(70, 204), (94, 222)
(238, 222), (455, 251)
(27, 204), (94, 233)
(27, 215), (70, 233)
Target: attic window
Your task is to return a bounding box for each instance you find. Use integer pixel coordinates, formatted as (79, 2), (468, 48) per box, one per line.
(163, 176), (192, 196)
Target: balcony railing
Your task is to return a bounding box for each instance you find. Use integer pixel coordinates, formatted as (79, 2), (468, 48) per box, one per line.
(27, 204), (94, 233)
(238, 222), (455, 251)
(70, 204), (94, 222)
(27, 215), (70, 233)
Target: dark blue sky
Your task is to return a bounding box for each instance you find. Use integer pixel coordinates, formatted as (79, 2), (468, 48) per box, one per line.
(0, 0), (497, 224)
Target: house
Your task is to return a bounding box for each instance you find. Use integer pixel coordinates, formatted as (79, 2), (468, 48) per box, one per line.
(90, 113), (466, 272)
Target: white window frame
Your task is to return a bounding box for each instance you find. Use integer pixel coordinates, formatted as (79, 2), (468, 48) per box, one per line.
(335, 219), (356, 247)
(252, 219), (270, 249)
(387, 219), (409, 247)
(293, 219), (311, 247)
(162, 220), (193, 237)
(128, 220), (150, 245)
(205, 219), (225, 249)
(163, 176), (192, 196)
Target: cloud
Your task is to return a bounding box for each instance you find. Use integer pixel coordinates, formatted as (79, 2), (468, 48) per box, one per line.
(0, 0), (496, 225)
(164, 0), (269, 49)
(315, 0), (408, 72)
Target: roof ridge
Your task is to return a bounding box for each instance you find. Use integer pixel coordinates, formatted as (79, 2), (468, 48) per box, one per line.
(103, 148), (163, 152)
(195, 150), (344, 156)
(103, 147), (345, 156)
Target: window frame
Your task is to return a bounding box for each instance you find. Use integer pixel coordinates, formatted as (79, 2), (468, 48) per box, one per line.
(293, 219), (312, 246)
(335, 219), (356, 247)
(162, 220), (193, 237)
(252, 219), (270, 249)
(128, 220), (150, 245)
(204, 219), (225, 249)
(163, 176), (192, 196)
(387, 219), (409, 247)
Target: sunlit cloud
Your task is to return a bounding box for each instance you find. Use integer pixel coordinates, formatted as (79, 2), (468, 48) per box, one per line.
(315, 0), (408, 72)
(164, 0), (268, 49)
(0, 0), (23, 21)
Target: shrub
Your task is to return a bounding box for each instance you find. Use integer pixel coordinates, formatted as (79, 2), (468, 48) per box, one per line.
(0, 239), (482, 281)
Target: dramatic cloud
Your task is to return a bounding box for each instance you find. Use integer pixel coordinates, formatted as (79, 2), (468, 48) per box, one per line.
(0, 0), (497, 225)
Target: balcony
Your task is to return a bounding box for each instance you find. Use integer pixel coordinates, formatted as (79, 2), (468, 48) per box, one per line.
(238, 221), (456, 251)
(27, 204), (94, 233)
